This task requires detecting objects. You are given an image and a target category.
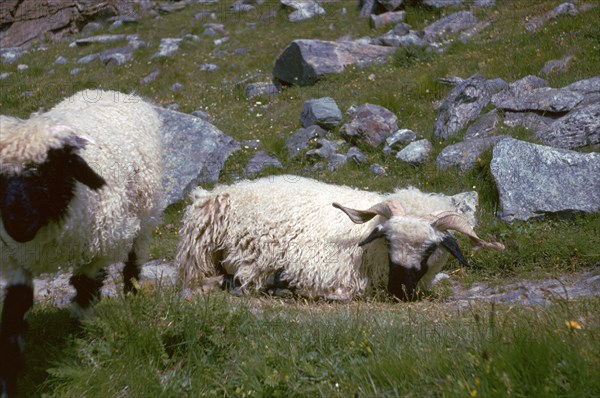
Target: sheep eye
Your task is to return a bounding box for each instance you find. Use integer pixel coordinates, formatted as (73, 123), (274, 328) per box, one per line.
(23, 163), (40, 175)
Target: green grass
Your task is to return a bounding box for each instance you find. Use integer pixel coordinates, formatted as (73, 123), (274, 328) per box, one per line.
(20, 290), (600, 397)
(2, 0), (600, 396)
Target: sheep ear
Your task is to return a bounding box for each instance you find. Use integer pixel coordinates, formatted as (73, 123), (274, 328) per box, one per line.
(429, 211), (505, 252)
(440, 235), (469, 267)
(333, 200), (405, 224)
(70, 154), (106, 190)
(358, 225), (386, 247)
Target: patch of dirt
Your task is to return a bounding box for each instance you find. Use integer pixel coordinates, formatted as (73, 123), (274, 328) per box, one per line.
(443, 267), (600, 307)
(1, 262), (598, 309)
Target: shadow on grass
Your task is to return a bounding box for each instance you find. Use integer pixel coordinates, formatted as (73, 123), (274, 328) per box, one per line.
(16, 306), (80, 398)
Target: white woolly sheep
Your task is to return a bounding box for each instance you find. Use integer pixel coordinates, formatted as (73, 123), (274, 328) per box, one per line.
(175, 175), (503, 302)
(0, 89), (164, 397)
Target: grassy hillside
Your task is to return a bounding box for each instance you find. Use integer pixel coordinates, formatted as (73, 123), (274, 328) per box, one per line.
(1, 0), (599, 396)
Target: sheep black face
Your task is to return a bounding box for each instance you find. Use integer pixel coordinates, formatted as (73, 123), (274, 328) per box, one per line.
(0, 140), (106, 243)
(334, 201), (504, 301)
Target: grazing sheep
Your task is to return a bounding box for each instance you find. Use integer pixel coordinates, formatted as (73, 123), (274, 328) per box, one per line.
(175, 175), (503, 301)
(0, 90), (164, 397)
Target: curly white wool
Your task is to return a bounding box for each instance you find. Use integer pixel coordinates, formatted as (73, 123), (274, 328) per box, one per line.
(175, 175), (481, 300)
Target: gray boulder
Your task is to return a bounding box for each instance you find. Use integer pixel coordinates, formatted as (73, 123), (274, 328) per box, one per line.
(436, 135), (506, 171)
(563, 76), (600, 107)
(379, 0), (403, 11)
(245, 151), (283, 177)
(433, 74), (491, 140)
(491, 138), (600, 221)
(156, 107), (240, 205)
(273, 39), (395, 86)
(370, 11), (406, 29)
(423, 11), (479, 43)
(340, 103), (399, 147)
(464, 109), (500, 140)
(281, 0), (325, 22)
(535, 103), (600, 149)
(396, 139), (433, 164)
(300, 97), (343, 129)
(286, 125), (327, 158)
(491, 85), (583, 113)
(359, 0), (378, 17)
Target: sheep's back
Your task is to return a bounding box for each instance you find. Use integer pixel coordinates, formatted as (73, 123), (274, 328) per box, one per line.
(204, 176), (390, 297)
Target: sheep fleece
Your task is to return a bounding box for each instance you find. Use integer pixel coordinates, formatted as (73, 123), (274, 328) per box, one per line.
(0, 89), (164, 276)
(176, 176), (477, 299)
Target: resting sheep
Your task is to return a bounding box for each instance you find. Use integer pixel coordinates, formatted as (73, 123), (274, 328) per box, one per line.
(0, 89), (164, 397)
(175, 175), (503, 301)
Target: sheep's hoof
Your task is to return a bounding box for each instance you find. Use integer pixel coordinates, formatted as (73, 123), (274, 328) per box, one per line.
(0, 334), (25, 398)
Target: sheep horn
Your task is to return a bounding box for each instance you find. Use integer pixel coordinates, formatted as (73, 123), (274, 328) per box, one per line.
(428, 211), (505, 251)
(333, 200), (405, 224)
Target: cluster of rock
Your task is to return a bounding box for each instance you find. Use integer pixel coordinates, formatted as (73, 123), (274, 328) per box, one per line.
(271, 9), (486, 87)
(432, 73), (599, 221)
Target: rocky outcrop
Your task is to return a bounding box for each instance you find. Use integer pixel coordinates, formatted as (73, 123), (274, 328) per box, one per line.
(433, 74), (491, 140)
(491, 138), (600, 221)
(535, 103), (600, 149)
(0, 0), (134, 48)
(273, 39), (395, 86)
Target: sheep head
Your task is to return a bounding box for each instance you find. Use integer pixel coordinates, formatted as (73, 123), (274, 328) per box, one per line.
(333, 201), (504, 301)
(0, 122), (106, 242)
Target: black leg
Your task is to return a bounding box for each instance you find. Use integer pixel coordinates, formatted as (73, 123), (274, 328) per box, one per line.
(70, 269), (106, 311)
(0, 284), (34, 398)
(123, 250), (140, 294)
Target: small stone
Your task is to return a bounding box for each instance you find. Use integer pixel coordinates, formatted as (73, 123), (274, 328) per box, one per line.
(300, 97), (343, 129)
(347, 147), (367, 164)
(200, 63), (218, 72)
(370, 163), (388, 176)
(54, 56), (68, 65)
(171, 83), (184, 92)
(396, 139), (433, 164)
(141, 69), (160, 84)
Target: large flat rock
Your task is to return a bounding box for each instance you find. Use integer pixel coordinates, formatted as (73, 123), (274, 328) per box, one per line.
(272, 39), (394, 86)
(491, 138), (600, 221)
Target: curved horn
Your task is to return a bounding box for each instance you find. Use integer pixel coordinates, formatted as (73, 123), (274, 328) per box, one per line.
(333, 200), (405, 224)
(429, 211), (505, 251)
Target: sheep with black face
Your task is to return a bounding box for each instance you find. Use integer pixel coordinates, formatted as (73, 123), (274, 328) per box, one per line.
(0, 90), (164, 398)
(175, 176), (503, 301)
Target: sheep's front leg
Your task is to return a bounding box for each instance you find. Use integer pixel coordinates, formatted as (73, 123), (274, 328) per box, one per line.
(123, 230), (153, 294)
(70, 268), (107, 319)
(123, 250), (140, 294)
(0, 277), (34, 398)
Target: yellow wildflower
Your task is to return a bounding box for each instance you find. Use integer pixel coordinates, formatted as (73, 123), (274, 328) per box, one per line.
(566, 320), (582, 330)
